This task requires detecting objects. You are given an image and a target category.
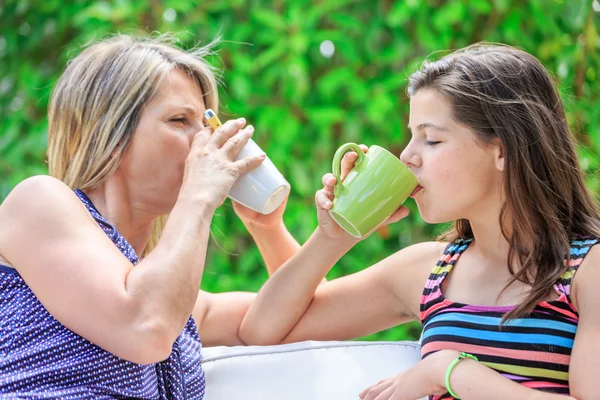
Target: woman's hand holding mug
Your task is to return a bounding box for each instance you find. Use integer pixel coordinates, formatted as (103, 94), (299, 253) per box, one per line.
(180, 118), (265, 210)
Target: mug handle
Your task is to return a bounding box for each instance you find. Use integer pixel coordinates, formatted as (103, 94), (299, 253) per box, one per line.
(332, 143), (366, 198)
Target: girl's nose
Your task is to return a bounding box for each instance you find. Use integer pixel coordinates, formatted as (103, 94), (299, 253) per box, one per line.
(400, 141), (421, 168)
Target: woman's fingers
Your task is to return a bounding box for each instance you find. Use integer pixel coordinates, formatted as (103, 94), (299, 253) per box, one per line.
(221, 125), (254, 157)
(232, 153), (266, 175)
(190, 126), (213, 152)
(209, 118), (247, 148)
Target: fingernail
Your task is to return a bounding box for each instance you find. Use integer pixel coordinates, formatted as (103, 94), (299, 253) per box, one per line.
(325, 201), (332, 208)
(259, 153), (266, 158)
(238, 117), (246, 123)
(247, 125), (254, 132)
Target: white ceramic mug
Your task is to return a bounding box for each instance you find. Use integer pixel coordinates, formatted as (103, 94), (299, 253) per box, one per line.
(204, 109), (290, 214)
(228, 138), (290, 214)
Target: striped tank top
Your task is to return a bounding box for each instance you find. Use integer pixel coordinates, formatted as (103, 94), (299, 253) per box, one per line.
(420, 237), (598, 398)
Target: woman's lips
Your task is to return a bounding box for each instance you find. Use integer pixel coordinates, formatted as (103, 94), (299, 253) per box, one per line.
(410, 185), (423, 197)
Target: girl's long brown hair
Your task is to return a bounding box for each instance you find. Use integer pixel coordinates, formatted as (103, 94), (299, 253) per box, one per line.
(408, 44), (600, 319)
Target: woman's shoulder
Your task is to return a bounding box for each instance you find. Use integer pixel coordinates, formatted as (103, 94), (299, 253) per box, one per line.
(0, 175), (87, 221)
(0, 176), (91, 255)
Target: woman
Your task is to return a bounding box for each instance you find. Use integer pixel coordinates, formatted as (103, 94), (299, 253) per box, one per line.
(0, 34), (300, 399)
(240, 44), (600, 399)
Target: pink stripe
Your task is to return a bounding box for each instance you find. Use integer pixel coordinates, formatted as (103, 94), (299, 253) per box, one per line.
(521, 381), (569, 390)
(569, 257), (583, 267)
(421, 341), (571, 365)
(540, 302), (578, 320)
(420, 301), (447, 320)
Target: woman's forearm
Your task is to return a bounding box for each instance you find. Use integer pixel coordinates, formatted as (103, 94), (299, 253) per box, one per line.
(125, 195), (215, 348)
(239, 228), (355, 344)
(246, 221), (300, 275)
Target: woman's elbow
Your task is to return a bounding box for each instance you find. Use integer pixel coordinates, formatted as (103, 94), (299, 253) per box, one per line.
(112, 319), (178, 364)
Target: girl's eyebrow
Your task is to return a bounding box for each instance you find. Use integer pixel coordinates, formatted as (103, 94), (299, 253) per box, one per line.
(407, 122), (450, 132)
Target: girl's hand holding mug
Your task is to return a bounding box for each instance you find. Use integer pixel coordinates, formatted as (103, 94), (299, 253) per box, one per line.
(316, 144), (412, 240)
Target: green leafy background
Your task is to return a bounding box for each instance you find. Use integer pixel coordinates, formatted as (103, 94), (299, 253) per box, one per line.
(1, 0), (598, 342)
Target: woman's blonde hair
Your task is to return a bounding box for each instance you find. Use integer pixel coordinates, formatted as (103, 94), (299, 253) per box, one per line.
(47, 34), (220, 256)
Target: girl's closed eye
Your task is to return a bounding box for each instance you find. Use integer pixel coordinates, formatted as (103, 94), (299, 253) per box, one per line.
(425, 140), (441, 146)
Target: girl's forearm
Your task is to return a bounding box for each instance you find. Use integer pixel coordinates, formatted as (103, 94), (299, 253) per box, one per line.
(246, 221), (300, 275)
(239, 228), (355, 344)
(448, 357), (575, 400)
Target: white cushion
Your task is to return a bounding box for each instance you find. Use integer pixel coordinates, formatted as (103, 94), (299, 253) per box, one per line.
(202, 340), (423, 399)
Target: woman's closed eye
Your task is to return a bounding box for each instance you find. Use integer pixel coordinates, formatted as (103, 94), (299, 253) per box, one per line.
(169, 116), (188, 124)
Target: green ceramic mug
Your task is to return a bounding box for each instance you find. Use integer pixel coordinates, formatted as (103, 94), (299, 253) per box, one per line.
(329, 143), (418, 238)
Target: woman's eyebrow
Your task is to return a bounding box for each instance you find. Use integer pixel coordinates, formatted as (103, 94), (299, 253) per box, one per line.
(166, 104), (199, 115)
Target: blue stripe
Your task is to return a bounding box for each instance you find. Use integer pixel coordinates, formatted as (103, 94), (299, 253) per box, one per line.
(428, 313), (577, 333)
(571, 239), (598, 246)
(448, 243), (468, 253)
(422, 326), (574, 348)
(0, 264), (18, 275)
(570, 247), (592, 256)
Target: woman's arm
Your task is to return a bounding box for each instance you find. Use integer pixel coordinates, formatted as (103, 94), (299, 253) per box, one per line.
(0, 120), (263, 364)
(0, 177), (215, 364)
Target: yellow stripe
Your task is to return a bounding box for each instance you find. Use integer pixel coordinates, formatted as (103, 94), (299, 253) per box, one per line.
(559, 269), (574, 280)
(483, 362), (568, 381)
(431, 264), (453, 275)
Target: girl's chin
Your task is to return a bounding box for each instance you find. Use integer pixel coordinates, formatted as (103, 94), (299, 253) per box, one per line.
(415, 204), (454, 225)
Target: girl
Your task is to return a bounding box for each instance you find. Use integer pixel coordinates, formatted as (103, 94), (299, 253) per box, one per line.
(240, 44), (600, 399)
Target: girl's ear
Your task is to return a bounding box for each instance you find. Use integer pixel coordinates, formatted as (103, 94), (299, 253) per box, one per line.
(494, 139), (505, 172)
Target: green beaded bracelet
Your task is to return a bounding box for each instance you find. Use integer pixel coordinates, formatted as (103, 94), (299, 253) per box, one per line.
(445, 352), (478, 399)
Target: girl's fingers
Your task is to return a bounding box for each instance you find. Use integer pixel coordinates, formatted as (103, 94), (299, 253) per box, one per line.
(340, 152), (358, 182)
(386, 206), (410, 225)
(340, 145), (368, 181)
(315, 189), (333, 210)
(360, 379), (391, 400)
(321, 173), (337, 192)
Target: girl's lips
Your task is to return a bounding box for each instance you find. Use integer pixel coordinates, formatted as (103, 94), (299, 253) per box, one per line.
(410, 185), (423, 197)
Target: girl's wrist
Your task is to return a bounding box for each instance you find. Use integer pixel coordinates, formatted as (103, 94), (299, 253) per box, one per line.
(245, 219), (286, 235)
(433, 350), (462, 389)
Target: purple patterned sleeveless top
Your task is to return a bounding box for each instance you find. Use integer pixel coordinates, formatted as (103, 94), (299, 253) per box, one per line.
(0, 189), (206, 399)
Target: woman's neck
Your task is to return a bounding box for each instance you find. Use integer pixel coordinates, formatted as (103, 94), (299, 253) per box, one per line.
(83, 175), (156, 256)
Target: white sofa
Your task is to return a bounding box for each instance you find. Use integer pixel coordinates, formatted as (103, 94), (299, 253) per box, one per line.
(202, 340), (423, 400)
